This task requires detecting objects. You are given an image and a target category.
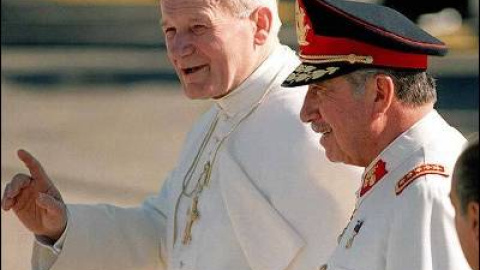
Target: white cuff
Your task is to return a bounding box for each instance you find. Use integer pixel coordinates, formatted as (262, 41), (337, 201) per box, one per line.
(34, 208), (70, 255)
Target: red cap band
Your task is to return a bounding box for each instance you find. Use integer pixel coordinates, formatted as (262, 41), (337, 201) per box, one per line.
(300, 36), (428, 69)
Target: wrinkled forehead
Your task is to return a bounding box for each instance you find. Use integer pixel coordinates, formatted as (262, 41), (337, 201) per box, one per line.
(160, 0), (221, 14)
(309, 75), (344, 90)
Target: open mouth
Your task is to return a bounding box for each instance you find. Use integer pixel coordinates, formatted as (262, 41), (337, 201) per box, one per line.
(182, 65), (208, 75)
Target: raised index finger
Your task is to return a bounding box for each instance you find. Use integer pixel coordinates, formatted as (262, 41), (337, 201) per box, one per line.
(17, 149), (51, 187)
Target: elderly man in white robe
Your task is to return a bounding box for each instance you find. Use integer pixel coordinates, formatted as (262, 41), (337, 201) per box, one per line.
(1, 0), (361, 269)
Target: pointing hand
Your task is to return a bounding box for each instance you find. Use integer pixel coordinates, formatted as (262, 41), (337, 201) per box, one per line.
(1, 150), (67, 241)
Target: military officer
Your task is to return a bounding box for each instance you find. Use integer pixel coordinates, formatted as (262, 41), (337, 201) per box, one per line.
(283, 0), (472, 269)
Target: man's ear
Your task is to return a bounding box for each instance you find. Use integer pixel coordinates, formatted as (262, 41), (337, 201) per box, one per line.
(370, 74), (395, 116)
(250, 7), (272, 45)
(467, 202), (479, 243)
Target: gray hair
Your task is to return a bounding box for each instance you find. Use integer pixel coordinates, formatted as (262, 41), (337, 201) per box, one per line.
(345, 68), (437, 107)
(219, 0), (282, 36)
(453, 135), (479, 214)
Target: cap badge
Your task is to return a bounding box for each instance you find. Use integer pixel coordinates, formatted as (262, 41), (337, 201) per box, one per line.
(295, 0), (311, 46)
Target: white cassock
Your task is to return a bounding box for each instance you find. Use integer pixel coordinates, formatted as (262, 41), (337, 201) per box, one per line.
(319, 111), (472, 270)
(32, 45), (362, 270)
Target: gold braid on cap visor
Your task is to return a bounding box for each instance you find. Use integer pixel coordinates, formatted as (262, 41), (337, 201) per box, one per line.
(299, 54), (374, 64)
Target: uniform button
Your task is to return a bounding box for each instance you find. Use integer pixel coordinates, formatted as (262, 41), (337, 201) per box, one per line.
(319, 264), (328, 270)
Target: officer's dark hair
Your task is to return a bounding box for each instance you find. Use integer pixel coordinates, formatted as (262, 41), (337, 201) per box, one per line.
(345, 69), (437, 107)
(453, 136), (479, 214)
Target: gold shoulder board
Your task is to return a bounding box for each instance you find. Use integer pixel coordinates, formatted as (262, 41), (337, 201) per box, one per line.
(395, 164), (448, 195)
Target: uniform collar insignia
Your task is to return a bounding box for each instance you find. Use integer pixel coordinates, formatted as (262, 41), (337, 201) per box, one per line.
(295, 0), (311, 46)
(360, 159), (388, 197)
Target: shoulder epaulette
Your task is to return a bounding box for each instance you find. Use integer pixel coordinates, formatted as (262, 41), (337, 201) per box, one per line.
(395, 164), (448, 196)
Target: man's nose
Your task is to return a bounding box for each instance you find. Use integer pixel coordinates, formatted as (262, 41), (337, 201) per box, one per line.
(169, 33), (195, 58)
(300, 90), (320, 123)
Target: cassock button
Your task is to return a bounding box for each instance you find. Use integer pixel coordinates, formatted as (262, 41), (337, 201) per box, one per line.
(319, 264), (328, 270)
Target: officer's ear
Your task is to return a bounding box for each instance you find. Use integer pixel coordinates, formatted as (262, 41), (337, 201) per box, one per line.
(467, 202), (479, 243)
(370, 74), (394, 117)
(250, 7), (272, 45)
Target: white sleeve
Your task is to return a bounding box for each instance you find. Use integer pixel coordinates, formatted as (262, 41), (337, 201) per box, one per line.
(34, 208), (71, 256)
(386, 175), (471, 270)
(31, 176), (172, 270)
(31, 209), (71, 270)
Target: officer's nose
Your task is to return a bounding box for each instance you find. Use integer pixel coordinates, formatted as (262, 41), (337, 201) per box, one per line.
(300, 85), (321, 123)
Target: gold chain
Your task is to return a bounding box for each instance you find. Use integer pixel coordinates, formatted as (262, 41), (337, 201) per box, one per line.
(172, 114), (219, 245)
(181, 116), (220, 198)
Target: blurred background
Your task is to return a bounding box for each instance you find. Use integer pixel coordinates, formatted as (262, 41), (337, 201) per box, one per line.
(1, 0), (478, 269)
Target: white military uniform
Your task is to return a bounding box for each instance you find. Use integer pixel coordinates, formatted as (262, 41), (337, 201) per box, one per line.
(319, 111), (471, 270)
(32, 45), (362, 270)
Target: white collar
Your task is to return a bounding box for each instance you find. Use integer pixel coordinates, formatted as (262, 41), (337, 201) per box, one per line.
(215, 45), (299, 119)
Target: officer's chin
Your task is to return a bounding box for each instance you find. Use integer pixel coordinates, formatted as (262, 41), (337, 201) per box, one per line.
(324, 149), (344, 164)
(324, 147), (356, 166)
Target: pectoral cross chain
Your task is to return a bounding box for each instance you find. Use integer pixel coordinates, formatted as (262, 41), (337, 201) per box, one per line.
(182, 196), (200, 245)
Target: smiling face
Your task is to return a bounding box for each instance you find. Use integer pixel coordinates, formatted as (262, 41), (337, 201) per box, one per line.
(161, 0), (258, 99)
(300, 75), (374, 167)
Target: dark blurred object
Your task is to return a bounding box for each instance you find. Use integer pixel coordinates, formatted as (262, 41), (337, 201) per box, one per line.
(1, 0), (163, 47)
(383, 0), (478, 40)
(383, 0), (470, 22)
